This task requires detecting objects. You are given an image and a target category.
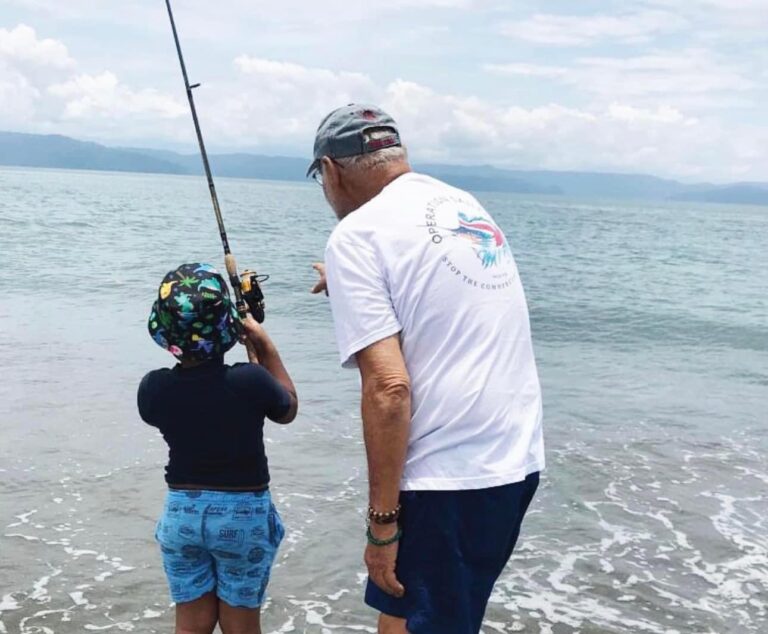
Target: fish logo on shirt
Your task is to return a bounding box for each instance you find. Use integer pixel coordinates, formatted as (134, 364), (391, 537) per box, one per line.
(449, 212), (511, 268)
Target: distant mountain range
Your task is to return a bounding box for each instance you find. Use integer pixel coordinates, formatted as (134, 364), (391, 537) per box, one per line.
(1, 131), (767, 206)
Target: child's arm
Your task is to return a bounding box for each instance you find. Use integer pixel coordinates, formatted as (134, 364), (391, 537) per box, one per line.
(137, 372), (159, 426)
(243, 338), (260, 364)
(241, 315), (298, 424)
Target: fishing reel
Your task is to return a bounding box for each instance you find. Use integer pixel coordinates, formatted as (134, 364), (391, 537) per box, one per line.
(240, 270), (269, 323)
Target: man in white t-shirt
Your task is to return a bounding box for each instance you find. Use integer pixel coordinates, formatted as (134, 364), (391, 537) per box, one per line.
(308, 104), (544, 634)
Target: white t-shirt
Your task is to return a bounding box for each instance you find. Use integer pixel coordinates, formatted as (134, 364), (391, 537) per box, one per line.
(325, 172), (544, 491)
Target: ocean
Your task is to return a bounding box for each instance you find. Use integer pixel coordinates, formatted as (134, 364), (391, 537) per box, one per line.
(0, 166), (766, 633)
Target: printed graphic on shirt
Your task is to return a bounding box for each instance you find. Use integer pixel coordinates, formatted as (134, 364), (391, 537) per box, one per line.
(423, 195), (515, 289)
(449, 212), (511, 269)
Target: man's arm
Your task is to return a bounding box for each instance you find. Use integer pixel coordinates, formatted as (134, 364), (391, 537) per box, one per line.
(356, 333), (411, 598)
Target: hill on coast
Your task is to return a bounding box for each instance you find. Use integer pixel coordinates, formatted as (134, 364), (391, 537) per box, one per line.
(1, 131), (766, 205)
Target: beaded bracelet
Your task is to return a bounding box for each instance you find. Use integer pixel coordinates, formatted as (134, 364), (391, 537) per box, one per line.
(366, 525), (402, 546)
(367, 503), (401, 525)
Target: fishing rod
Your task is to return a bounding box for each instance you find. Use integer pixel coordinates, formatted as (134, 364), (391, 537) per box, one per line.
(164, 0), (266, 323)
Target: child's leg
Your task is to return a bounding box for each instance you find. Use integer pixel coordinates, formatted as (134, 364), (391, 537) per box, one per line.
(175, 591), (218, 634)
(207, 492), (285, 617)
(218, 601), (261, 634)
(156, 491), (217, 632)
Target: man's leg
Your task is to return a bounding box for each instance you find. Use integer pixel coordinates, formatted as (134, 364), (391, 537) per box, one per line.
(218, 601), (262, 634)
(379, 613), (408, 634)
(175, 591), (218, 634)
(367, 476), (540, 634)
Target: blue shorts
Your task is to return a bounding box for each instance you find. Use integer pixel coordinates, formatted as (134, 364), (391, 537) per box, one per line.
(155, 489), (285, 608)
(365, 472), (539, 634)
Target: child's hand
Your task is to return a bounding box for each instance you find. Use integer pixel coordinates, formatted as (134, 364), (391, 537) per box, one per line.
(241, 313), (268, 346)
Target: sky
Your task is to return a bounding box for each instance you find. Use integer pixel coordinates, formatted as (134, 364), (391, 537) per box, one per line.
(1, 0), (767, 182)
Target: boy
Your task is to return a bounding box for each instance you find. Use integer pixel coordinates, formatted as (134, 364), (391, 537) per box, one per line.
(138, 262), (297, 634)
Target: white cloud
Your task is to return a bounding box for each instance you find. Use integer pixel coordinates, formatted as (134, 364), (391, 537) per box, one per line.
(201, 58), (766, 181)
(577, 52), (752, 95)
(389, 0), (471, 6)
(0, 70), (41, 127)
(0, 25), (66, 128)
(647, 0), (768, 30)
(486, 49), (754, 109)
(0, 24), (77, 104)
(403, 95), (762, 182)
(606, 103), (695, 125)
(484, 63), (567, 78)
(0, 23), (185, 138)
(233, 56), (374, 92)
(0, 23), (74, 68)
(205, 56), (379, 145)
(501, 10), (687, 46)
(382, 80), (599, 161)
(48, 72), (185, 120)
(4, 0), (472, 46)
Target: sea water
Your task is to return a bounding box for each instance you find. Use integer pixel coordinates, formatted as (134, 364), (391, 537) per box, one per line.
(0, 166), (766, 633)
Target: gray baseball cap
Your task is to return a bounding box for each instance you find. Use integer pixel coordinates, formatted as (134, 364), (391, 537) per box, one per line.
(306, 103), (402, 177)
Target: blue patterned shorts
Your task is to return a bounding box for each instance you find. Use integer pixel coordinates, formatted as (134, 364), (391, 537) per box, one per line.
(155, 489), (285, 608)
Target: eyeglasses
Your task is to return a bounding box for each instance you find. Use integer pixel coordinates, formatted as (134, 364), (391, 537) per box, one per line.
(311, 158), (345, 187)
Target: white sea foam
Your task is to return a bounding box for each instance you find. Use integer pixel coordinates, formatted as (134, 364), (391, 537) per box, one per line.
(83, 622), (134, 631)
(4, 533), (40, 542)
(6, 510), (37, 528)
(30, 568), (62, 603)
(0, 594), (19, 611)
(19, 608), (72, 634)
(480, 619), (508, 633)
(493, 441), (767, 632)
(326, 589), (349, 601)
(64, 547), (98, 557)
(287, 599), (376, 632)
(267, 615), (296, 633)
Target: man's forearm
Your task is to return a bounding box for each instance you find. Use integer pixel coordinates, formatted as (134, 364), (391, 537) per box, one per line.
(361, 382), (411, 514)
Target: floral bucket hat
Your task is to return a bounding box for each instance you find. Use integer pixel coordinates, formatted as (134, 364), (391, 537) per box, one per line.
(148, 263), (240, 361)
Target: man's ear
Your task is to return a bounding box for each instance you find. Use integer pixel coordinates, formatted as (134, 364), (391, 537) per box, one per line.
(321, 156), (342, 189)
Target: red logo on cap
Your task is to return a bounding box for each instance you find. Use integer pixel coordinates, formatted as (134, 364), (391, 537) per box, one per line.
(359, 109), (378, 121)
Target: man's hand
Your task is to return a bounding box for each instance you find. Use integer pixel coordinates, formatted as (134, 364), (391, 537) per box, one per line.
(310, 262), (328, 295)
(365, 524), (405, 598)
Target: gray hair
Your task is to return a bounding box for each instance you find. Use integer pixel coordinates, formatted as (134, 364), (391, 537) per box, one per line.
(335, 146), (408, 173)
